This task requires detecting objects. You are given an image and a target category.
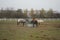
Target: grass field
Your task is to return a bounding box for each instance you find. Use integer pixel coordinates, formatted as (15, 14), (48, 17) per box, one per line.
(0, 19), (60, 40)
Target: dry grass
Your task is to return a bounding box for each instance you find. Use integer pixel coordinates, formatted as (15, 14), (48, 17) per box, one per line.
(0, 20), (60, 40)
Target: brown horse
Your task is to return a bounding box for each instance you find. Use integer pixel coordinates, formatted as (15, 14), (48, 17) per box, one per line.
(31, 18), (38, 27)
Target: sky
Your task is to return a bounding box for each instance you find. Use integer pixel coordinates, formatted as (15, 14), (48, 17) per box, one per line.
(0, 0), (60, 11)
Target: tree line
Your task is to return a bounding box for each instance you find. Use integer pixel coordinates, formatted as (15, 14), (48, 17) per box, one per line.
(0, 8), (60, 18)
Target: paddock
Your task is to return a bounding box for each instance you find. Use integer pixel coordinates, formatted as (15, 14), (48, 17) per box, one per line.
(0, 18), (60, 40)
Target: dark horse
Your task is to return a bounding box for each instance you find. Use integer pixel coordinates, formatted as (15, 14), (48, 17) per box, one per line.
(31, 20), (38, 27)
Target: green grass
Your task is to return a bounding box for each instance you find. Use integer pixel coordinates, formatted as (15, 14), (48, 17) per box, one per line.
(0, 20), (60, 40)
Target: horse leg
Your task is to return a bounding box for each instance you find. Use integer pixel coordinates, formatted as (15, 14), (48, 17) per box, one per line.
(33, 24), (35, 28)
(35, 24), (37, 27)
(35, 22), (38, 27)
(39, 23), (40, 25)
(23, 22), (24, 26)
(22, 22), (26, 26)
(17, 22), (20, 25)
(17, 22), (19, 25)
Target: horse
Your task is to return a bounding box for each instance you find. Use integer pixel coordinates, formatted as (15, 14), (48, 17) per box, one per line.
(30, 19), (38, 27)
(17, 19), (27, 26)
(36, 19), (44, 25)
(31, 19), (44, 27)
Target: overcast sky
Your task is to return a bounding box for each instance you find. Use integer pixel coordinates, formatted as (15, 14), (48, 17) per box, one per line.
(0, 0), (60, 11)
